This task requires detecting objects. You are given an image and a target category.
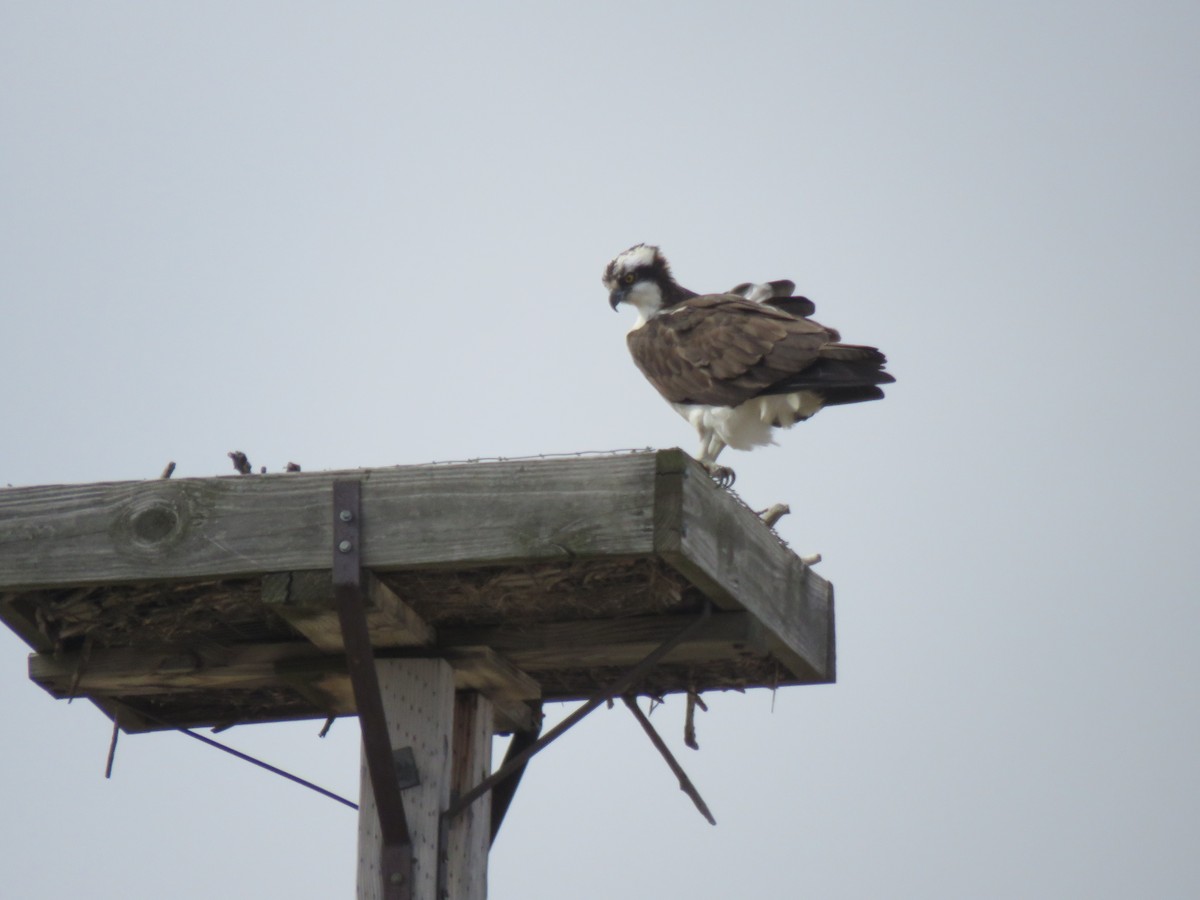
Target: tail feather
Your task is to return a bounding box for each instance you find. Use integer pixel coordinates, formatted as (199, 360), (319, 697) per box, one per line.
(760, 343), (894, 400)
(819, 343), (889, 364)
(817, 385), (887, 406)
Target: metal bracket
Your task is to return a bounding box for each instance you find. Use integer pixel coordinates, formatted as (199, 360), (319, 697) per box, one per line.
(333, 480), (414, 900)
(393, 746), (420, 791)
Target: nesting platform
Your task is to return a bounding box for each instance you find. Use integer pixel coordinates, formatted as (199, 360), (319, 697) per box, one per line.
(0, 449), (834, 736)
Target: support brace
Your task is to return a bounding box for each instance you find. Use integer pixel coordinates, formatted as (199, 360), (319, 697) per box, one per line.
(444, 602), (712, 824)
(489, 708), (543, 845)
(333, 480), (414, 900)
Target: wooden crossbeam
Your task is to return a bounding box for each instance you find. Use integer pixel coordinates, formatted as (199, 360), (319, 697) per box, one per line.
(28, 642), (538, 733)
(438, 647), (540, 734)
(439, 611), (767, 671)
(27, 612), (761, 698)
(263, 570), (435, 652)
(29, 641), (331, 696)
(25, 610), (767, 733)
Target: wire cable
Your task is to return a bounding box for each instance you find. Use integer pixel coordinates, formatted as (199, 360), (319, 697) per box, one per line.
(125, 710), (358, 811)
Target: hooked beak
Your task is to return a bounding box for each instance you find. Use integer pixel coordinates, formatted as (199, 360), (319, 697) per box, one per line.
(609, 286), (629, 311)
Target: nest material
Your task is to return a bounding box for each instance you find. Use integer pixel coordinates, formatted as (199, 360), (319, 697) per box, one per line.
(14, 557), (769, 730)
(23, 558), (699, 654)
(381, 557), (695, 627)
(28, 579), (291, 652)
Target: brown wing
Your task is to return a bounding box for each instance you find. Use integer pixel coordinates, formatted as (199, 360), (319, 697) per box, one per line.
(626, 295), (834, 406)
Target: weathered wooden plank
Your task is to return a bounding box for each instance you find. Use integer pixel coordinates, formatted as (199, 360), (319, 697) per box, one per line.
(0, 455), (661, 590)
(660, 452), (834, 682)
(440, 611), (767, 671)
(28, 642), (334, 697)
(262, 570), (435, 652)
(30, 641), (536, 733)
(27, 613), (753, 698)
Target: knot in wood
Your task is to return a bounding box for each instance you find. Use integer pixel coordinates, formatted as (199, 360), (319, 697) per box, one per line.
(132, 504), (179, 543)
(117, 486), (192, 553)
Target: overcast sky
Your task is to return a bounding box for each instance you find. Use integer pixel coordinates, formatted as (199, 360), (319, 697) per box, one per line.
(2, 2), (1198, 897)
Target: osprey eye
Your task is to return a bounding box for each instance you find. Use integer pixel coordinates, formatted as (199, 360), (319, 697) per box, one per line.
(623, 273), (636, 284)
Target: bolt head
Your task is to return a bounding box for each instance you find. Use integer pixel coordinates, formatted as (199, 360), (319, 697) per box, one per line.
(338, 539), (353, 553)
(339, 509), (353, 522)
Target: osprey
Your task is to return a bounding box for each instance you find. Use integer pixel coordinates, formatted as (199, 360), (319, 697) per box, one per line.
(605, 244), (894, 483)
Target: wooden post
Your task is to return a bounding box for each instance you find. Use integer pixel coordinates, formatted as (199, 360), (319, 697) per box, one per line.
(357, 659), (456, 900)
(446, 693), (494, 900)
(356, 660), (495, 899)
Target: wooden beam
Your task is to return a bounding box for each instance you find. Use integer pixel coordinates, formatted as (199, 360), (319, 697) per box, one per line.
(28, 641), (538, 733)
(439, 610), (767, 671)
(28, 641), (333, 697)
(0, 455), (661, 590)
(440, 647), (540, 734)
(262, 570), (435, 652)
(28, 611), (762, 699)
(655, 449), (835, 682)
(26, 606), (777, 732)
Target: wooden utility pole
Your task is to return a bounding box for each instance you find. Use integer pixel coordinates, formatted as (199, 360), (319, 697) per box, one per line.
(0, 449), (836, 897)
(352, 660), (492, 900)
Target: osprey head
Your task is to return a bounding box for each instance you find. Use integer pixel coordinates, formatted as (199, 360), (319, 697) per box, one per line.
(603, 244), (678, 320)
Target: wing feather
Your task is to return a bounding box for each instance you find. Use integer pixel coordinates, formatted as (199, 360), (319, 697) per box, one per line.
(626, 295), (838, 407)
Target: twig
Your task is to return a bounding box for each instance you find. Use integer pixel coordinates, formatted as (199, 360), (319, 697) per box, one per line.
(228, 451), (252, 475)
(160, 461), (176, 479)
(318, 716), (335, 738)
(684, 689), (707, 750)
(800, 553), (822, 566)
(623, 696), (716, 825)
(286, 462), (302, 473)
(771, 662), (780, 711)
(104, 720), (120, 778)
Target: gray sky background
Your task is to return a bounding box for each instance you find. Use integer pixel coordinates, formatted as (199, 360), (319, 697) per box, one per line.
(2, 3), (1197, 897)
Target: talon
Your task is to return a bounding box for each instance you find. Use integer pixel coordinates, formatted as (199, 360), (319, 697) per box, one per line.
(702, 463), (736, 488)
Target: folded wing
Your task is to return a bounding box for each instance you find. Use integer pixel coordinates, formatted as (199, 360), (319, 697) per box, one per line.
(627, 294), (892, 409)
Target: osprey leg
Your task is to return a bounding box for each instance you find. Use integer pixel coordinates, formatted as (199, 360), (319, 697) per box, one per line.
(696, 436), (735, 487)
